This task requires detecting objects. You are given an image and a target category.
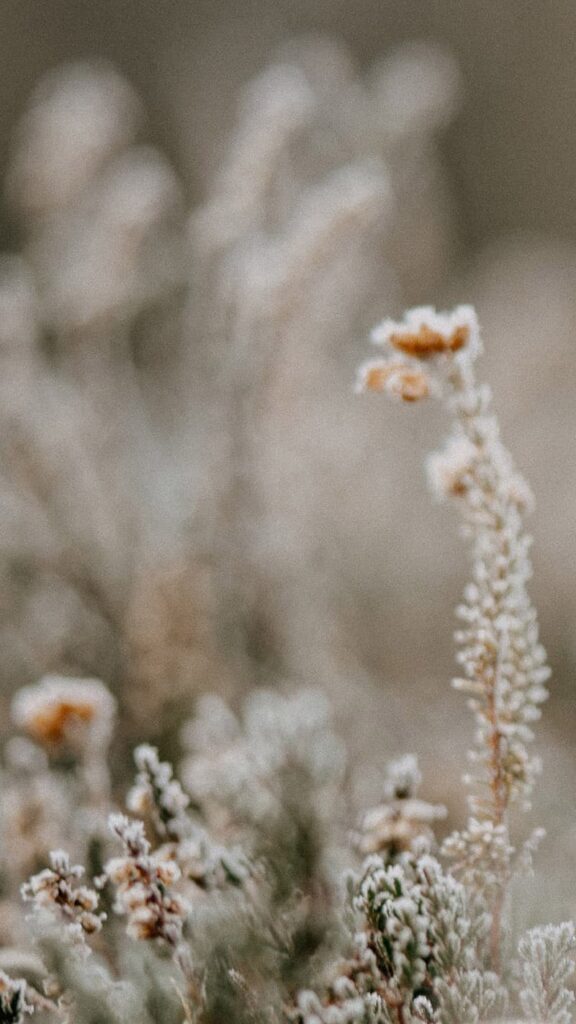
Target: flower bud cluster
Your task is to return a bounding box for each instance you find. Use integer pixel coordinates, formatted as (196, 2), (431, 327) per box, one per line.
(21, 849), (104, 951)
(356, 305), (479, 403)
(355, 858), (431, 991)
(127, 744), (191, 842)
(105, 814), (189, 946)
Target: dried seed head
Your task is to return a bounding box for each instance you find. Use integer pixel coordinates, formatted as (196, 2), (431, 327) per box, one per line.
(21, 849), (105, 952)
(371, 305), (480, 362)
(356, 359), (430, 402)
(389, 322), (469, 358)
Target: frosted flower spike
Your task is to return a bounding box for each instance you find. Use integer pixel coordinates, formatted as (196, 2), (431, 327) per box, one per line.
(356, 303), (550, 974)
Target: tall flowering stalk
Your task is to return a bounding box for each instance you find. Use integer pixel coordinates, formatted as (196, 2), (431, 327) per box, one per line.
(357, 305), (550, 969)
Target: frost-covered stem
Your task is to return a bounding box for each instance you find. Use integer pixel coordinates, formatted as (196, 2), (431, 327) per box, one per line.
(445, 359), (517, 969)
(447, 358), (511, 829)
(518, 922), (576, 1023)
(441, 339), (548, 972)
(105, 815), (201, 1014)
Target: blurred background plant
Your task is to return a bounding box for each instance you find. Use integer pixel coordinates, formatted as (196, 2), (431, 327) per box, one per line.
(0, 305), (570, 1023)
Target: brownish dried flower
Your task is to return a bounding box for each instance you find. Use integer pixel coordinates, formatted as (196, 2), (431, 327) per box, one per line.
(11, 676), (116, 749)
(356, 359), (430, 402)
(370, 305), (480, 362)
(21, 850), (105, 948)
(389, 322), (469, 358)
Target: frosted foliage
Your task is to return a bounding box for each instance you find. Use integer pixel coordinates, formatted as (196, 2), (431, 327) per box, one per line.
(0, 31), (574, 1024)
(0, 294), (572, 1021)
(518, 923), (576, 1024)
(127, 744), (191, 841)
(351, 850), (507, 1022)
(181, 688), (346, 835)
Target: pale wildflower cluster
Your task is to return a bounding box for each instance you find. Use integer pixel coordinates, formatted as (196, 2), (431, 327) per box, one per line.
(127, 743), (247, 888)
(105, 814), (189, 946)
(9, 675), (116, 834)
(356, 306), (479, 401)
(441, 818), (515, 900)
(127, 744), (191, 842)
(21, 850), (104, 952)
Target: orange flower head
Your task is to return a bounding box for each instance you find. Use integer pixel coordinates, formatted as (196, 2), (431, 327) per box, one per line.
(389, 322), (469, 359)
(12, 675), (116, 749)
(356, 359), (430, 402)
